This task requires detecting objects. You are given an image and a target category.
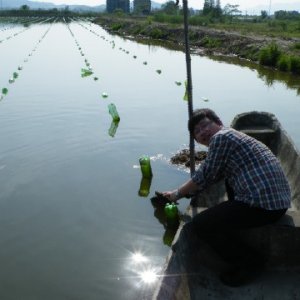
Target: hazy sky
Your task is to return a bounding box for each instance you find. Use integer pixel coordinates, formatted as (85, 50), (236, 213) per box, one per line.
(34, 0), (299, 11)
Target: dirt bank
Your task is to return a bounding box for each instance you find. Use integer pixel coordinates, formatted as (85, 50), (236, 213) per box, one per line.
(94, 16), (300, 63)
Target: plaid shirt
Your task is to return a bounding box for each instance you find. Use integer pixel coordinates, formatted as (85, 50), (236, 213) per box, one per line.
(192, 128), (291, 210)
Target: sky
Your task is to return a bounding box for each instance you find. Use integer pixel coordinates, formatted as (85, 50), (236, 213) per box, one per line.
(34, 0), (299, 12)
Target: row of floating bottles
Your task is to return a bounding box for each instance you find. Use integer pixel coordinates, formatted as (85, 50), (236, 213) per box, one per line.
(74, 20), (208, 102)
(74, 21), (179, 225)
(73, 20), (179, 242)
(66, 21), (122, 138)
(1, 26), (51, 101)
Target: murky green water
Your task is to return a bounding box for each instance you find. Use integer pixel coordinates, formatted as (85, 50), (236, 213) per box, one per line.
(0, 18), (299, 299)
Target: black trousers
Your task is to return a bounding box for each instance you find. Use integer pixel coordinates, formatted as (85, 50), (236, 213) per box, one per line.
(184, 184), (287, 268)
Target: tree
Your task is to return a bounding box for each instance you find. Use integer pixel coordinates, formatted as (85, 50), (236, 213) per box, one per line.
(223, 4), (241, 16)
(215, 0), (222, 17)
(161, 1), (179, 15)
(20, 5), (30, 10)
(261, 10), (268, 19)
(203, 0), (211, 15)
(203, 0), (222, 17)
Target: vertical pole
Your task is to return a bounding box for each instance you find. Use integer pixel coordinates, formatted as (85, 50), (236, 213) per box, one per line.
(182, 0), (195, 176)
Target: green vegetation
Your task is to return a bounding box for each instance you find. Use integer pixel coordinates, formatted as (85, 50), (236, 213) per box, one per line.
(149, 27), (164, 39)
(111, 23), (122, 31)
(201, 35), (222, 48)
(96, 2), (300, 76)
(277, 55), (290, 72)
(259, 43), (281, 67)
(290, 56), (300, 74)
(292, 42), (300, 50)
(259, 43), (300, 74)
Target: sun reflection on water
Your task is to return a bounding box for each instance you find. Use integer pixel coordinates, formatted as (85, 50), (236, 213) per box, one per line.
(131, 252), (148, 263)
(139, 269), (158, 284)
(129, 251), (160, 286)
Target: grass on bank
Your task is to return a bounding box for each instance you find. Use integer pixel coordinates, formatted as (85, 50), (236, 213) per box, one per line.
(98, 13), (300, 75)
(149, 13), (300, 39)
(259, 42), (300, 74)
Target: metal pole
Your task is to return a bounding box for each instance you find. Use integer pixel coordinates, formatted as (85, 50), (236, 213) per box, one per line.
(182, 0), (195, 176)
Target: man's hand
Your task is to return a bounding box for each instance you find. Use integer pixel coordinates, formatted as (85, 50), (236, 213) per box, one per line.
(162, 190), (178, 202)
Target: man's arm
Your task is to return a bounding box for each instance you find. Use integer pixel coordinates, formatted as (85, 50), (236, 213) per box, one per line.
(162, 179), (199, 202)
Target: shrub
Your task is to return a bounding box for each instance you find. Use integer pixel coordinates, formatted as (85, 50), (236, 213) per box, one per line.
(259, 42), (282, 67)
(132, 25), (142, 34)
(292, 42), (300, 50)
(146, 16), (153, 25)
(277, 55), (290, 71)
(201, 35), (222, 48)
(111, 23), (122, 31)
(290, 56), (300, 74)
(149, 28), (164, 39)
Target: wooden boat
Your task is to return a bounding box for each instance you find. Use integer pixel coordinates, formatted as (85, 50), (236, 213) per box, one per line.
(152, 111), (300, 300)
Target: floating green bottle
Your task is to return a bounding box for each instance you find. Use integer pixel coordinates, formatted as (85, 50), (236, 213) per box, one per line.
(139, 155), (152, 179)
(108, 103), (120, 122)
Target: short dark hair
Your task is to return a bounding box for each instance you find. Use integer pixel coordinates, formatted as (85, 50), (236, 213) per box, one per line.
(188, 108), (223, 136)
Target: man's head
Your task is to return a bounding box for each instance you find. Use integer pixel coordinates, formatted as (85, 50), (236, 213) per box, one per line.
(188, 108), (223, 146)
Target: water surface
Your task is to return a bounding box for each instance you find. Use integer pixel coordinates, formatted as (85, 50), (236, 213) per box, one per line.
(0, 18), (299, 300)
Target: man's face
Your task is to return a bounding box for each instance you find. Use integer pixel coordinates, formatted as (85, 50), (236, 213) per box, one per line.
(193, 118), (220, 146)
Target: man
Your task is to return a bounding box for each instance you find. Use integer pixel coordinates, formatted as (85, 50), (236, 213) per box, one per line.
(162, 108), (291, 286)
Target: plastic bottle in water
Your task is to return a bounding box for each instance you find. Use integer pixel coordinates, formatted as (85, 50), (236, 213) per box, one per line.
(108, 103), (120, 122)
(139, 155), (152, 178)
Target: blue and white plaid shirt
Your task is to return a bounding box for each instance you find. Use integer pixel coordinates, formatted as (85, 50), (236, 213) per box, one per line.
(192, 128), (291, 210)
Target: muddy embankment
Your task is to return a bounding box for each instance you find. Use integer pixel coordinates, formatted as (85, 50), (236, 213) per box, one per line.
(94, 16), (299, 64)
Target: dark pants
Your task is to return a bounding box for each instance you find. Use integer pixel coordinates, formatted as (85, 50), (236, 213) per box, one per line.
(184, 183), (287, 269)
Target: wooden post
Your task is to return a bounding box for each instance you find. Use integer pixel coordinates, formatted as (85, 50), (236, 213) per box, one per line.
(182, 0), (195, 176)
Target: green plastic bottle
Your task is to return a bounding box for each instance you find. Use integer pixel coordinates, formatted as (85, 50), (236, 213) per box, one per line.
(164, 203), (179, 229)
(164, 203), (179, 220)
(108, 103), (120, 122)
(139, 155), (152, 179)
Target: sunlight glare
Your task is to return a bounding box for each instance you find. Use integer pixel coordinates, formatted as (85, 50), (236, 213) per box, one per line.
(132, 252), (148, 263)
(140, 270), (158, 284)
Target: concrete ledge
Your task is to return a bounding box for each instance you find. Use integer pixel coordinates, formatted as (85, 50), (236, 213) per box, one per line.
(153, 208), (300, 300)
(185, 207), (300, 267)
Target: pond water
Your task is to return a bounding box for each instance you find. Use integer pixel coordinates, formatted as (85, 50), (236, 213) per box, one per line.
(0, 18), (299, 300)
